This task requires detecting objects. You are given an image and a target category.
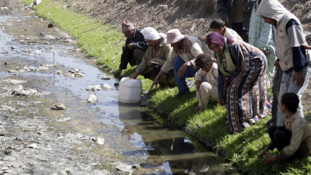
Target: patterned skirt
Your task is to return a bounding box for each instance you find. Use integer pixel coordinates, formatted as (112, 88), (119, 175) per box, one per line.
(226, 59), (271, 133)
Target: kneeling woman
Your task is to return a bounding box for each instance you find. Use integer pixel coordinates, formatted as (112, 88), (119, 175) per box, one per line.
(194, 54), (218, 111)
(206, 32), (271, 133)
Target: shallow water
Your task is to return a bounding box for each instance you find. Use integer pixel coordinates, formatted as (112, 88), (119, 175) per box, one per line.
(0, 1), (230, 174)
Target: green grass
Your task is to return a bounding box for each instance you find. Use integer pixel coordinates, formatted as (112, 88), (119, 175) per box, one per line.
(22, 0), (311, 174)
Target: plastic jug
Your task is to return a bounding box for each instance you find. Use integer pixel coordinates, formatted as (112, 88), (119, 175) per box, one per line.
(118, 77), (142, 103)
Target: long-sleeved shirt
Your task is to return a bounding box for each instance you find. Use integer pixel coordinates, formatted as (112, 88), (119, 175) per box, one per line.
(135, 38), (173, 75)
(274, 112), (311, 161)
(194, 62), (218, 85)
(224, 27), (243, 41)
(119, 29), (148, 69)
(161, 35), (213, 73)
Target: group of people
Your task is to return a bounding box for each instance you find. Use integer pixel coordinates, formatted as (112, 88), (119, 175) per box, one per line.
(113, 0), (311, 169)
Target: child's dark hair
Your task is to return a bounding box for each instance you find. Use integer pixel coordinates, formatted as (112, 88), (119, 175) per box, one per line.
(195, 54), (213, 69)
(210, 19), (225, 29)
(281, 93), (299, 113)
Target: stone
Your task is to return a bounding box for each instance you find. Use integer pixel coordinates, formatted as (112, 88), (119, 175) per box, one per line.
(74, 72), (85, 78)
(82, 85), (102, 91)
(100, 76), (111, 80)
(11, 46), (16, 49)
(28, 143), (37, 149)
(56, 70), (62, 75)
(87, 94), (97, 103)
(8, 70), (18, 73)
(48, 23), (54, 28)
(57, 117), (71, 122)
(91, 137), (104, 145)
(51, 103), (67, 110)
(102, 83), (113, 90)
(0, 105), (15, 112)
(38, 67), (49, 71)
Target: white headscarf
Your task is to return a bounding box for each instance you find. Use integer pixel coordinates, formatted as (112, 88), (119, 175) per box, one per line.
(141, 27), (166, 41)
(257, 0), (290, 22)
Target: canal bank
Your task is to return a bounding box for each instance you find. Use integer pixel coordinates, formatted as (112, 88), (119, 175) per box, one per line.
(16, 0), (311, 174)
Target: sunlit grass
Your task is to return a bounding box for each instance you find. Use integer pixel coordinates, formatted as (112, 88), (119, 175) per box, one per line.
(21, 0), (311, 174)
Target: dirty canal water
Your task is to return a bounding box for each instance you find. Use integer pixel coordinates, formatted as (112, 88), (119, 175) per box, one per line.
(0, 1), (230, 174)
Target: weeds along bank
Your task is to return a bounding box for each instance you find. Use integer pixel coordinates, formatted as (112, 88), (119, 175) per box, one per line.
(22, 0), (311, 174)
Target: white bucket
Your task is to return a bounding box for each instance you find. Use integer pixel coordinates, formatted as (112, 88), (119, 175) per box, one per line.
(118, 77), (142, 103)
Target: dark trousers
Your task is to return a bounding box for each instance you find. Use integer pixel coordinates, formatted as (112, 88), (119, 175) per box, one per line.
(232, 22), (249, 42)
(268, 126), (291, 152)
(268, 125), (310, 162)
(271, 67), (283, 122)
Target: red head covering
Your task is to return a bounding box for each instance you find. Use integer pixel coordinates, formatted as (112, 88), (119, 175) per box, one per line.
(122, 21), (134, 32)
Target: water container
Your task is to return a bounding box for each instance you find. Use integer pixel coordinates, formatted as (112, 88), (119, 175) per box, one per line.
(118, 77), (142, 103)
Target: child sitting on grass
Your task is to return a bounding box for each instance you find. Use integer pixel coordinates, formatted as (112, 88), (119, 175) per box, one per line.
(259, 93), (311, 171)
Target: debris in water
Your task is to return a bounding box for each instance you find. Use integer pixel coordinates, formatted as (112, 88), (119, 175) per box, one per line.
(82, 85), (102, 91)
(38, 66), (49, 71)
(91, 137), (105, 145)
(199, 164), (210, 172)
(100, 76), (112, 80)
(51, 103), (67, 110)
(28, 143), (38, 149)
(102, 83), (113, 90)
(87, 94), (97, 103)
(57, 117), (71, 122)
(74, 72), (85, 78)
(56, 70), (62, 75)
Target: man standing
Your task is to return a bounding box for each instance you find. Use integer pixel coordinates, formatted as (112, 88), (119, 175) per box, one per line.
(130, 27), (174, 88)
(258, 0), (311, 126)
(150, 29), (212, 97)
(216, 0), (255, 42)
(114, 21), (148, 78)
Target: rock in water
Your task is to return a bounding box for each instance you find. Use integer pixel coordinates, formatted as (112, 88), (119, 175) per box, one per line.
(102, 83), (113, 90)
(91, 137), (105, 145)
(100, 76), (111, 80)
(51, 103), (67, 110)
(87, 94), (97, 103)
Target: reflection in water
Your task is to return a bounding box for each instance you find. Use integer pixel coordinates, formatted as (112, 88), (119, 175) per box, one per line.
(118, 104), (226, 174)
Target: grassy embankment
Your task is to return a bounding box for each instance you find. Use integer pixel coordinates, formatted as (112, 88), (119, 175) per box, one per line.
(22, 0), (311, 174)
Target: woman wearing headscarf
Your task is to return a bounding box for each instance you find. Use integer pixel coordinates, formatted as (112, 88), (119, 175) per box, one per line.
(206, 32), (271, 133)
(130, 27), (174, 88)
(194, 54), (218, 111)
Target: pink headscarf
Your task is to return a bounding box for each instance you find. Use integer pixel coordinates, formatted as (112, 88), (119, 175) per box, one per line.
(206, 32), (234, 48)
